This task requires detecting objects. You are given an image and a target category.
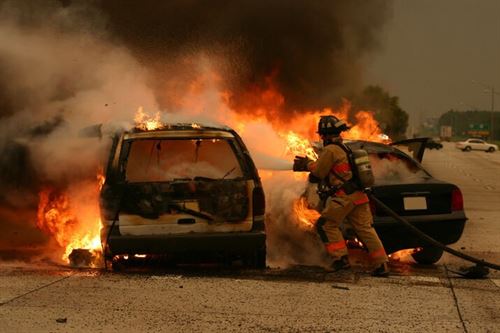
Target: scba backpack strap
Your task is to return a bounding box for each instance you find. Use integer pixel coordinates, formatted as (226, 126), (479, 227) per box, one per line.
(328, 142), (360, 193)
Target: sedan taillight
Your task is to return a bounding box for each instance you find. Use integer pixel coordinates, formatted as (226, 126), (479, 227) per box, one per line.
(451, 188), (464, 211)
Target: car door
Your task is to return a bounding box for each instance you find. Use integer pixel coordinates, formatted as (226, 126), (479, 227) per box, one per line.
(477, 140), (487, 151)
(390, 138), (429, 163)
(469, 139), (484, 150)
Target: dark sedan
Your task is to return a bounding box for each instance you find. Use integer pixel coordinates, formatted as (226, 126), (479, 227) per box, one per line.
(344, 138), (466, 264)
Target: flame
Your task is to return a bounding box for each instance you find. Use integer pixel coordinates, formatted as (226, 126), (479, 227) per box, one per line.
(36, 172), (105, 265)
(344, 110), (388, 143)
(134, 106), (163, 130)
(285, 131), (318, 160)
(293, 197), (320, 230)
(389, 248), (421, 262)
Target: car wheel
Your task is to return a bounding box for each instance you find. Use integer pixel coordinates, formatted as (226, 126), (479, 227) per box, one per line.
(487, 147), (495, 152)
(463, 146), (471, 152)
(411, 247), (444, 265)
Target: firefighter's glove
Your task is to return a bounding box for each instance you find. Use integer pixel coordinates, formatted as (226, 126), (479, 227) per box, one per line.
(293, 156), (312, 172)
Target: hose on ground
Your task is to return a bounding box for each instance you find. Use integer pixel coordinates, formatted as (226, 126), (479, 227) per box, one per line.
(367, 193), (500, 271)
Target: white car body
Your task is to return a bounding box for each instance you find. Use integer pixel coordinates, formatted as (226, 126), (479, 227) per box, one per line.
(455, 138), (498, 152)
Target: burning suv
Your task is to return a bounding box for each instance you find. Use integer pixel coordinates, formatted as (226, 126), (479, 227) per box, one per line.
(99, 124), (266, 267)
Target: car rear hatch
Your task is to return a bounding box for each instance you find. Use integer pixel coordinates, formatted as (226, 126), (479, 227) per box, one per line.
(101, 129), (258, 236)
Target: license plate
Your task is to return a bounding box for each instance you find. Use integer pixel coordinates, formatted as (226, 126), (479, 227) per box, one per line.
(403, 196), (427, 210)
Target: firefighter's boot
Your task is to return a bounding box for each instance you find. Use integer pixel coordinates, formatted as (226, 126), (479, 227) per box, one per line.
(371, 262), (390, 277)
(328, 255), (350, 272)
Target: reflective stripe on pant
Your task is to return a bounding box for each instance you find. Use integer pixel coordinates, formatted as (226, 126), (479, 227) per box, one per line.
(317, 196), (388, 264)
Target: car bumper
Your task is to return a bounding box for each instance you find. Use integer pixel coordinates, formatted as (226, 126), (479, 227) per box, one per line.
(105, 231), (266, 256)
(373, 212), (467, 253)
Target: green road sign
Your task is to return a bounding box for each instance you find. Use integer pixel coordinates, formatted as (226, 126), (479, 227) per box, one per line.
(468, 123), (490, 130)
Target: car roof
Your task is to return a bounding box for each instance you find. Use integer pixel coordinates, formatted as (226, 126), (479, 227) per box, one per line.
(345, 140), (396, 153)
(123, 123), (236, 140)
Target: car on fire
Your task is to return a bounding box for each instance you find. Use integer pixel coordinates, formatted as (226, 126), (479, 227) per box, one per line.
(455, 138), (497, 152)
(99, 124), (266, 268)
(306, 138), (467, 264)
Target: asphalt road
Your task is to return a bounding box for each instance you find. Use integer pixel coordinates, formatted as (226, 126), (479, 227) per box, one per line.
(0, 142), (499, 332)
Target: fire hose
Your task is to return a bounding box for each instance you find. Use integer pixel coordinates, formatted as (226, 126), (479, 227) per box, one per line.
(366, 191), (500, 274)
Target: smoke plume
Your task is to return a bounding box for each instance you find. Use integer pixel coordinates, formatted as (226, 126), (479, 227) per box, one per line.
(0, 0), (157, 258)
(98, 0), (393, 112)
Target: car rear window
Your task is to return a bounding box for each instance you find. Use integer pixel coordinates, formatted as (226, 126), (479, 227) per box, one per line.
(125, 138), (244, 182)
(369, 152), (430, 184)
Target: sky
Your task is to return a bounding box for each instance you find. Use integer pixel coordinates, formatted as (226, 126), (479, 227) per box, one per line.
(366, 0), (500, 128)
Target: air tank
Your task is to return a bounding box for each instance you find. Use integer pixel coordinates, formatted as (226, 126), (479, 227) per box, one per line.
(352, 149), (375, 188)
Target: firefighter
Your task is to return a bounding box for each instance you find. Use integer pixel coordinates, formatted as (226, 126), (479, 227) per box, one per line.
(294, 115), (389, 276)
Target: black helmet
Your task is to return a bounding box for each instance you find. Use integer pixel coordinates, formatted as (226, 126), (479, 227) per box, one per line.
(317, 115), (349, 135)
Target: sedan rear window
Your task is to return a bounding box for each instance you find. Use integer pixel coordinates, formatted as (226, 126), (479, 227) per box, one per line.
(370, 152), (430, 184)
(125, 138), (243, 182)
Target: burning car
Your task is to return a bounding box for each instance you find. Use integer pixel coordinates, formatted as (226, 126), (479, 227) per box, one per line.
(304, 138), (467, 264)
(99, 124), (266, 268)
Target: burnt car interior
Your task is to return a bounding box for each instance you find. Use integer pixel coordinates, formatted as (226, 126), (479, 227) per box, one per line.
(104, 135), (252, 224)
(124, 138), (244, 182)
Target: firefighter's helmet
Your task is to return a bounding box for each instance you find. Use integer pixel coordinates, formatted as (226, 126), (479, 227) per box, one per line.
(317, 115), (349, 135)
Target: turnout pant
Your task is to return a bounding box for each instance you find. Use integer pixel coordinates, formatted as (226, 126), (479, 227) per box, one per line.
(316, 196), (388, 265)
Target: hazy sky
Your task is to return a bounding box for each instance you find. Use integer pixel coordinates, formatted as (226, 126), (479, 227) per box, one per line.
(367, 0), (500, 128)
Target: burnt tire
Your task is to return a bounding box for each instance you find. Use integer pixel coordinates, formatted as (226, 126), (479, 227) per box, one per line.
(411, 247), (444, 265)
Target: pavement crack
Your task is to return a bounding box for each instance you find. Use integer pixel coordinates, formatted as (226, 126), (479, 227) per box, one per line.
(444, 265), (468, 333)
(0, 273), (74, 307)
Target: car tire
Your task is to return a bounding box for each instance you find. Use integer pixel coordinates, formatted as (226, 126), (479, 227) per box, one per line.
(463, 146), (471, 152)
(411, 247), (444, 265)
(487, 147), (495, 153)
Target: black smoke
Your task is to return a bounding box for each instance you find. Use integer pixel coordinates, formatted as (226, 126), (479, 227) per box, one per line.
(97, 0), (393, 112)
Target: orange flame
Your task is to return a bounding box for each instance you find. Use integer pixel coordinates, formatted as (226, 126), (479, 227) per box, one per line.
(134, 106), (163, 130)
(36, 172), (105, 265)
(278, 104), (386, 165)
(389, 248), (421, 262)
(293, 197), (320, 230)
(285, 131), (318, 160)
